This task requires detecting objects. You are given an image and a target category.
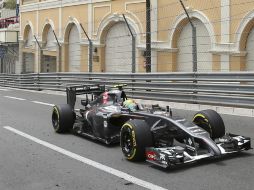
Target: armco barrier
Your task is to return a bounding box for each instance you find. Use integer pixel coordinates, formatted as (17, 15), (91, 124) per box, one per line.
(0, 72), (254, 109)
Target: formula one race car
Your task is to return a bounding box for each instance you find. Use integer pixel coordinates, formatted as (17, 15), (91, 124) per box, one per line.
(52, 84), (143, 144)
(52, 84), (251, 168)
(120, 108), (251, 168)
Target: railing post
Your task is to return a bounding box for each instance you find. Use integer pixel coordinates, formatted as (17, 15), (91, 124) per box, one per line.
(89, 40), (93, 73)
(123, 14), (136, 73)
(34, 35), (43, 74)
(52, 30), (62, 72)
(80, 24), (93, 73)
(37, 73), (40, 91)
(179, 0), (198, 103)
(179, 0), (197, 73)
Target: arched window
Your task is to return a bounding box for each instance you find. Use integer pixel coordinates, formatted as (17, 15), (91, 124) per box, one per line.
(105, 22), (134, 73)
(177, 19), (212, 72)
(68, 24), (81, 72)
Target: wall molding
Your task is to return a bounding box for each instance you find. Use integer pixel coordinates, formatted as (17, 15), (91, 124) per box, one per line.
(235, 9), (254, 51)
(21, 0), (112, 12)
(93, 4), (111, 36)
(169, 9), (216, 49)
(125, 1), (145, 38)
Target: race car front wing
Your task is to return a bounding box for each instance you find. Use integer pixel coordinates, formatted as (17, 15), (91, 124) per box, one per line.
(145, 133), (251, 168)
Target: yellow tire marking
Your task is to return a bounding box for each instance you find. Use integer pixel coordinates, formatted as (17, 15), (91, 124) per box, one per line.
(193, 114), (208, 122)
(193, 113), (213, 136)
(122, 123), (137, 160)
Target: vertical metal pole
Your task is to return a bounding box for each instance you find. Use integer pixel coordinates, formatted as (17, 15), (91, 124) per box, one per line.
(192, 27), (197, 72)
(89, 41), (93, 73)
(52, 30), (62, 72)
(40, 49), (43, 73)
(34, 35), (42, 73)
(80, 24), (93, 72)
(132, 37), (136, 73)
(179, 0), (197, 72)
(58, 46), (62, 72)
(146, 0), (151, 72)
(123, 14), (136, 73)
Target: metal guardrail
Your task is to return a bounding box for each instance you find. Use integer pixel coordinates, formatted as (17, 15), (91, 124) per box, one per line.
(0, 72), (254, 109)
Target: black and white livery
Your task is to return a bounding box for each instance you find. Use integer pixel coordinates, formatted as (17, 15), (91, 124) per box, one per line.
(120, 109), (251, 168)
(51, 84), (251, 168)
(52, 84), (131, 144)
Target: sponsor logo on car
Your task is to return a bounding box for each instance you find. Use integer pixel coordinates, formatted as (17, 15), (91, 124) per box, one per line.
(159, 153), (166, 161)
(146, 151), (156, 161)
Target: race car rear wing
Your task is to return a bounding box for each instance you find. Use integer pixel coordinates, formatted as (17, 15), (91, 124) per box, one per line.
(66, 84), (105, 109)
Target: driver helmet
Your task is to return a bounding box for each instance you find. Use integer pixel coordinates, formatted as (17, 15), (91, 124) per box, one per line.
(123, 99), (138, 111)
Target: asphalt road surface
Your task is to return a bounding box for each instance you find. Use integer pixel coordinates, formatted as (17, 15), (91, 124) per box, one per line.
(0, 87), (253, 190)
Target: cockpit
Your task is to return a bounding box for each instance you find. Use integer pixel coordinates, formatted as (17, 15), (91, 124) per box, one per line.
(90, 90), (125, 106)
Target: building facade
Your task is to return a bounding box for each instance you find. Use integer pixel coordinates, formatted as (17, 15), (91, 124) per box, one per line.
(0, 0), (19, 74)
(18, 0), (254, 73)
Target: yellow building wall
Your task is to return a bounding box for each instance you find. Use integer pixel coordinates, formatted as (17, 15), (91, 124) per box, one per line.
(212, 54), (221, 71)
(38, 9), (59, 36)
(137, 50), (146, 73)
(21, 12), (37, 38)
(92, 1), (145, 40)
(43, 50), (57, 57)
(61, 44), (68, 72)
(20, 0), (253, 73)
(93, 47), (104, 72)
(230, 55), (246, 71)
(22, 0), (39, 5)
(80, 46), (88, 72)
(62, 4), (88, 37)
(157, 0), (221, 43)
(125, 1), (146, 41)
(22, 47), (35, 53)
(93, 5), (111, 37)
(230, 0), (254, 43)
(157, 51), (177, 72)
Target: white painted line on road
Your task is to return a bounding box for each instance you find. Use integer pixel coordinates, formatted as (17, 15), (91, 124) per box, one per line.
(0, 88), (9, 91)
(3, 87), (66, 96)
(4, 96), (26, 101)
(32, 101), (54, 106)
(3, 126), (167, 190)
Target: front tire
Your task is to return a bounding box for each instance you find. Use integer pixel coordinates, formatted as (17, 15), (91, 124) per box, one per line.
(120, 119), (153, 161)
(52, 104), (75, 133)
(193, 109), (225, 139)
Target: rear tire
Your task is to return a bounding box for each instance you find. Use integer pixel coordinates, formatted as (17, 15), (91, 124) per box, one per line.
(52, 104), (75, 133)
(120, 119), (153, 161)
(193, 109), (225, 139)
